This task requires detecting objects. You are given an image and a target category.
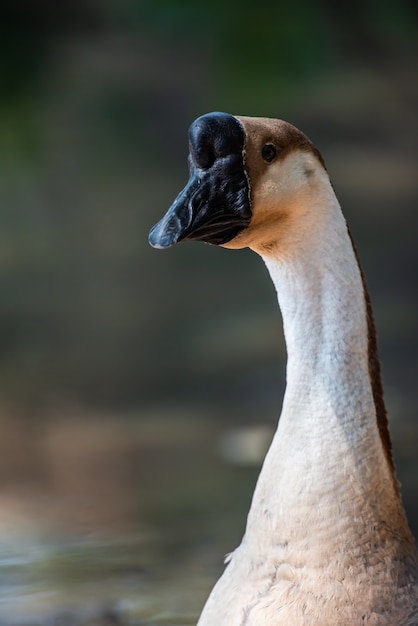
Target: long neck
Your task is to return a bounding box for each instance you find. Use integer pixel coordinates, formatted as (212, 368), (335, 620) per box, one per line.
(245, 194), (412, 554)
(269, 221), (394, 482)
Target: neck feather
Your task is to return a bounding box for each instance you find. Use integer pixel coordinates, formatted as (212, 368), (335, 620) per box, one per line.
(262, 195), (394, 472)
(247, 189), (406, 543)
(348, 230), (395, 473)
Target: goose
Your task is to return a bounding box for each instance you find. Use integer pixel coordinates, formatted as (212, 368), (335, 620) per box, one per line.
(148, 112), (418, 625)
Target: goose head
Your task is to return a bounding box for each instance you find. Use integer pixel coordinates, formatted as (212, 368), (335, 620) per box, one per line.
(148, 112), (328, 255)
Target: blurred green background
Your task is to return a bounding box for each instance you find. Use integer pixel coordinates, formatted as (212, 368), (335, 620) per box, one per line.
(0, 0), (417, 623)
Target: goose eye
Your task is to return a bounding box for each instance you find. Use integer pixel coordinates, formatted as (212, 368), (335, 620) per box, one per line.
(262, 144), (277, 163)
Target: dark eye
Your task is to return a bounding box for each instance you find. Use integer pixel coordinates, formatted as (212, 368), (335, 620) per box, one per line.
(262, 143), (277, 163)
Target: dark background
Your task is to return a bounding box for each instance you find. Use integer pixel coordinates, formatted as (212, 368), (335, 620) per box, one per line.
(0, 1), (417, 623)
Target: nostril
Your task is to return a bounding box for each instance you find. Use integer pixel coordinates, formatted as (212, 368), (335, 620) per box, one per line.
(193, 142), (215, 169)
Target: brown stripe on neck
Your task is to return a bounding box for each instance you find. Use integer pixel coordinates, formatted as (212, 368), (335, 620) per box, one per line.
(348, 229), (395, 474)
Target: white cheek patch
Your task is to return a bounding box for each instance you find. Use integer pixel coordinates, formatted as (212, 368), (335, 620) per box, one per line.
(257, 152), (321, 202)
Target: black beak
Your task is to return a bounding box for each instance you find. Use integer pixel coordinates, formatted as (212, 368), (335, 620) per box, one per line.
(148, 112), (251, 249)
